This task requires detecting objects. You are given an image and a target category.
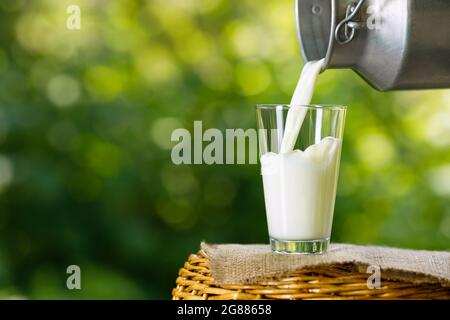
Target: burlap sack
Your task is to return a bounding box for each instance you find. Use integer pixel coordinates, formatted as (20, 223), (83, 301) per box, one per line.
(201, 242), (450, 286)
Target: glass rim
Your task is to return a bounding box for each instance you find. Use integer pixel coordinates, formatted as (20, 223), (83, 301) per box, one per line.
(255, 104), (347, 111)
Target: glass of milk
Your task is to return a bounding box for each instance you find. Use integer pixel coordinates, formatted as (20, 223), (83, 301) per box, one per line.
(256, 104), (346, 254)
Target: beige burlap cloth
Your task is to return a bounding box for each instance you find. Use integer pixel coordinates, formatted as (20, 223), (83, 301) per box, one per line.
(201, 242), (450, 286)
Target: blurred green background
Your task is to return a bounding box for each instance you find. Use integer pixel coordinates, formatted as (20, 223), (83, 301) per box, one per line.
(0, 0), (449, 299)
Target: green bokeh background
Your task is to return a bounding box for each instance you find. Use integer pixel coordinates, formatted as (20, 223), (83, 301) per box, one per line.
(0, 0), (449, 299)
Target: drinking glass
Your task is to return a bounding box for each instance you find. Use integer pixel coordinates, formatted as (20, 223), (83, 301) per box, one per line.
(256, 104), (346, 254)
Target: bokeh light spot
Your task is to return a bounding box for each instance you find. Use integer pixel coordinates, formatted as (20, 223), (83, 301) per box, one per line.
(73, 136), (124, 178)
(47, 74), (81, 108)
(196, 57), (233, 91)
(175, 30), (212, 65)
(235, 59), (271, 96)
(226, 22), (269, 59)
(156, 199), (196, 229)
(427, 165), (450, 197)
(84, 66), (125, 101)
(150, 117), (183, 150)
(424, 109), (450, 147)
(134, 47), (179, 86)
(86, 141), (123, 177)
(160, 165), (199, 197)
(0, 155), (14, 193)
(356, 133), (395, 169)
(439, 209), (450, 238)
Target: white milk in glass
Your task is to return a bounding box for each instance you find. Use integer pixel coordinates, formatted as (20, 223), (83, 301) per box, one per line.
(260, 59), (342, 241)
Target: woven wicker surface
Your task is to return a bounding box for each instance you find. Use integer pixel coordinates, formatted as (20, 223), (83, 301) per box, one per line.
(172, 251), (450, 300)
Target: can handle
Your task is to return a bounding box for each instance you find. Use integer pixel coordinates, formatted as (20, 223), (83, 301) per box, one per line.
(334, 0), (366, 45)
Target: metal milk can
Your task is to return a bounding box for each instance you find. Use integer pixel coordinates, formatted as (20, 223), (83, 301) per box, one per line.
(296, 0), (450, 90)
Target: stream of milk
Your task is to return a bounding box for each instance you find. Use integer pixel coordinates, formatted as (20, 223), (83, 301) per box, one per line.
(280, 59), (325, 153)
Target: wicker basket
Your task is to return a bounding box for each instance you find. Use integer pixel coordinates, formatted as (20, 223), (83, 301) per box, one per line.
(172, 250), (450, 300)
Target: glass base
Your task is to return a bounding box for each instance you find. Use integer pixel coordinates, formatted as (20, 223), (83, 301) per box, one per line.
(270, 237), (329, 254)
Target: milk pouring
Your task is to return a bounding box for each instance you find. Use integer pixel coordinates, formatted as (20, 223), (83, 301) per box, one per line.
(258, 60), (345, 253)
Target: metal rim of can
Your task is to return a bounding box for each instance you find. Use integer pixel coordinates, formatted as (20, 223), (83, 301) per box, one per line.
(296, 0), (337, 73)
